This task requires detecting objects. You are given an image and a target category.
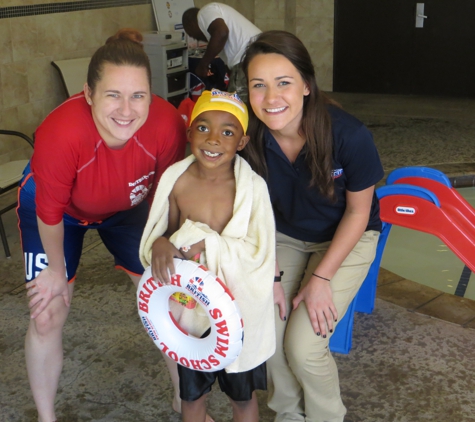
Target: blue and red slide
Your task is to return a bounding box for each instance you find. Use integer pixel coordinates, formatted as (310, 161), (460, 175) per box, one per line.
(330, 166), (475, 354)
(379, 166), (475, 273)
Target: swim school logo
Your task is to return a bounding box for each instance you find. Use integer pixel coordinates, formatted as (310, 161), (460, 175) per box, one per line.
(332, 168), (343, 179)
(129, 171), (154, 206)
(142, 316), (159, 341)
(186, 276), (210, 306)
(190, 276), (204, 292)
(130, 185), (149, 206)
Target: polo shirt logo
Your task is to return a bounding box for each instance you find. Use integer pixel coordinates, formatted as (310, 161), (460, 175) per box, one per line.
(331, 168), (343, 179)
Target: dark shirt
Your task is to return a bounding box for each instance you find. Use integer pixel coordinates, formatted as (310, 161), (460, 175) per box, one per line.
(264, 105), (384, 243)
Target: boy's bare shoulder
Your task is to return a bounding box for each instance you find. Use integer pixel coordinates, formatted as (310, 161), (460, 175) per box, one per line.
(171, 162), (198, 195)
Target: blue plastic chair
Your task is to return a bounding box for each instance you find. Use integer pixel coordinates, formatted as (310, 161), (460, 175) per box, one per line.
(354, 222), (393, 314)
(329, 222), (392, 354)
(328, 293), (357, 354)
(329, 177), (443, 354)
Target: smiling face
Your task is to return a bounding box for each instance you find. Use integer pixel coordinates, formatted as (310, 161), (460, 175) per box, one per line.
(84, 63), (151, 149)
(248, 53), (310, 137)
(187, 110), (249, 171)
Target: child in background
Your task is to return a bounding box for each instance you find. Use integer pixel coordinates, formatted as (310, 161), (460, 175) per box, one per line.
(139, 89), (279, 422)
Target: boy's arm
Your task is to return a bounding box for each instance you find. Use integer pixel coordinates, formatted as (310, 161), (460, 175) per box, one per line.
(180, 240), (206, 260)
(151, 192), (184, 284)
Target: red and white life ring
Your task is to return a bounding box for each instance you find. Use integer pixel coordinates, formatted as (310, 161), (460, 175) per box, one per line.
(137, 258), (244, 372)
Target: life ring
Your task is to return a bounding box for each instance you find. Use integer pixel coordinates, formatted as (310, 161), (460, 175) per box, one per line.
(137, 258), (244, 372)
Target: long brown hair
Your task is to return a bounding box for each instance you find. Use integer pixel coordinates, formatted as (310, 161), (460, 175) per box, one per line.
(87, 28), (152, 93)
(241, 30), (339, 200)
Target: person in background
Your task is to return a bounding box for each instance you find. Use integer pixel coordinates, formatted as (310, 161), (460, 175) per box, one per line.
(182, 3), (261, 102)
(241, 30), (385, 422)
(18, 28), (187, 422)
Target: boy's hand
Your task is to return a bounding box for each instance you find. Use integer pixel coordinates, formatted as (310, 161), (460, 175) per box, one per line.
(151, 237), (184, 284)
(273, 282), (287, 321)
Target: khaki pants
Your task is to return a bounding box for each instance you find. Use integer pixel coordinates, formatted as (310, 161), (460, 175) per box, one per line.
(268, 230), (379, 422)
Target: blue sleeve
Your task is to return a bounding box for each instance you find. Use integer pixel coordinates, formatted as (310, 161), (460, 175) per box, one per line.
(334, 118), (384, 192)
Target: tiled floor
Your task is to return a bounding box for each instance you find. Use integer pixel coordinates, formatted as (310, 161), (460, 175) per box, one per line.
(2, 93), (475, 421)
(377, 267), (475, 328)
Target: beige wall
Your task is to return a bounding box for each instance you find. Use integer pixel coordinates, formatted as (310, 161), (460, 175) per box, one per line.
(255, 0), (286, 32)
(292, 0), (334, 92)
(0, 4), (156, 165)
(0, 0), (334, 164)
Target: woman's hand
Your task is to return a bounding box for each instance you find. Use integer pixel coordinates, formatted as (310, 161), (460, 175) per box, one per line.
(292, 277), (337, 337)
(28, 218), (70, 318)
(273, 282), (287, 321)
(292, 186), (375, 337)
(151, 237), (184, 284)
(26, 267), (69, 319)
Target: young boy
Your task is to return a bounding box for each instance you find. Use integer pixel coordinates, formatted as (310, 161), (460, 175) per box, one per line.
(139, 89), (276, 422)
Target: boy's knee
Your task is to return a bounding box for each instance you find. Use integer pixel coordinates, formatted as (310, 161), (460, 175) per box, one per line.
(230, 398), (252, 410)
(181, 395), (208, 422)
(229, 394), (258, 422)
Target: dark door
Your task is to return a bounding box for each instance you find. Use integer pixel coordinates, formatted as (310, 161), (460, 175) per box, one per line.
(333, 1), (475, 97)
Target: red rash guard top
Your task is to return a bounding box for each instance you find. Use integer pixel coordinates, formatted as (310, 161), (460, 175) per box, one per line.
(31, 93), (187, 225)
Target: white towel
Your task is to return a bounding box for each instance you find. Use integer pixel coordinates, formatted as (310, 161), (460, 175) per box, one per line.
(140, 154), (276, 373)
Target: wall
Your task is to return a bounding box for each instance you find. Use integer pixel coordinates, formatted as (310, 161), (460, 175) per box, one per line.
(255, 0), (286, 32)
(290, 0), (334, 92)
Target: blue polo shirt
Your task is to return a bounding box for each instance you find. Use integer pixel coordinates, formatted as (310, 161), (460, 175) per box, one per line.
(264, 105), (384, 243)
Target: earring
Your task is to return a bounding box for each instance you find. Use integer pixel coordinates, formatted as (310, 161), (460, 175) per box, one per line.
(87, 100), (92, 105)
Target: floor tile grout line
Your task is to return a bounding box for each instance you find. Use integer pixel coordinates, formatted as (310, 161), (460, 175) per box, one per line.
(408, 291), (445, 312)
(462, 315), (475, 328)
(82, 239), (103, 254)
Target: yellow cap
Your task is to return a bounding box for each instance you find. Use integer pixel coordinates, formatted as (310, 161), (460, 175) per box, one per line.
(190, 89), (248, 133)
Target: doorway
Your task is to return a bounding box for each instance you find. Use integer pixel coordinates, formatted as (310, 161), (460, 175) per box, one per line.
(333, 1), (475, 97)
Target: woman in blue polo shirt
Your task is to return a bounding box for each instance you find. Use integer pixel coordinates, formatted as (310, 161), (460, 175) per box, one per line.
(241, 31), (384, 422)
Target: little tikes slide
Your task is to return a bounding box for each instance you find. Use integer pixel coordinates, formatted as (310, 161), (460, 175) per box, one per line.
(379, 166), (475, 273)
(330, 166), (475, 354)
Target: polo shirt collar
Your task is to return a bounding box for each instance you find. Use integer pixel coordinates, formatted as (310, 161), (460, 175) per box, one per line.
(264, 129), (307, 165)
